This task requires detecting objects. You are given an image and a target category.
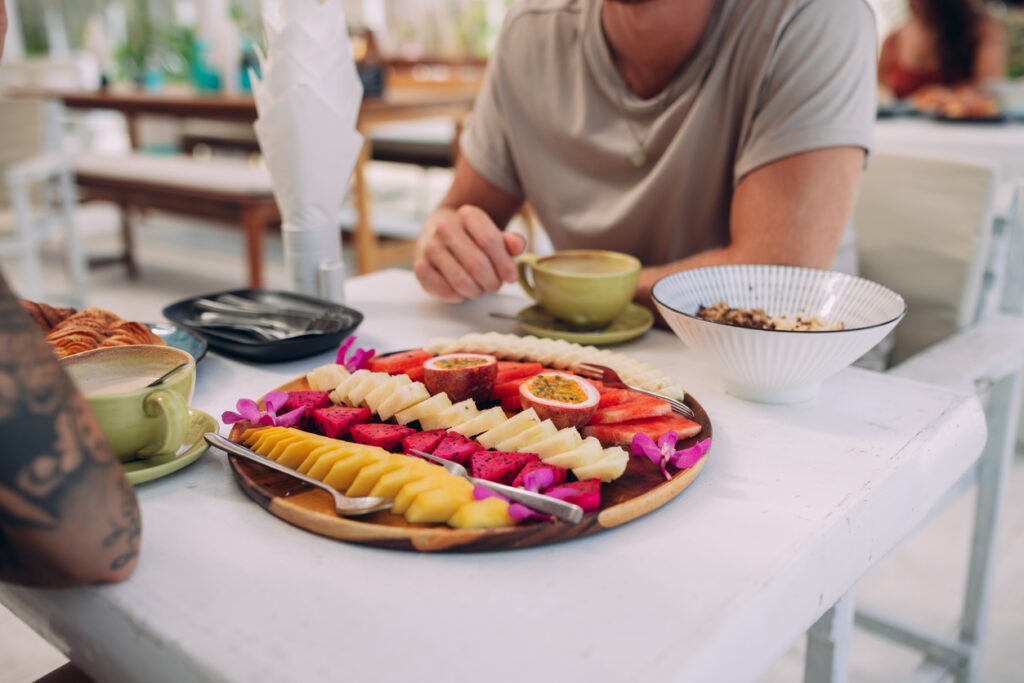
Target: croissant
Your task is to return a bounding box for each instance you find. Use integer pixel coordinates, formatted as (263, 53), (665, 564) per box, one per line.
(19, 300), (78, 333)
(21, 300), (167, 358)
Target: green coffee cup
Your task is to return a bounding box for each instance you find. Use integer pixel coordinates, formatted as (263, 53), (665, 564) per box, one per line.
(62, 345), (196, 462)
(517, 249), (641, 328)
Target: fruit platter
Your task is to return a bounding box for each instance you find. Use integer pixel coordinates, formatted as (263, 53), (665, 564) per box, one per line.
(225, 332), (712, 552)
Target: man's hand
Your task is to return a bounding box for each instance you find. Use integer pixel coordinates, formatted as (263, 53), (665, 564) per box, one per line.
(414, 205), (526, 302)
(414, 156), (526, 302)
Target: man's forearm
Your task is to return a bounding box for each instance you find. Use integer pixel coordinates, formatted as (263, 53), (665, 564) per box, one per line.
(0, 275), (140, 586)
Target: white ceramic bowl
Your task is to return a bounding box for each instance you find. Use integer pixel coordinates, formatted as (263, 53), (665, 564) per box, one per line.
(652, 265), (906, 404)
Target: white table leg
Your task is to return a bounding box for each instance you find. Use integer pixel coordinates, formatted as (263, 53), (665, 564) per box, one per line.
(804, 589), (855, 683)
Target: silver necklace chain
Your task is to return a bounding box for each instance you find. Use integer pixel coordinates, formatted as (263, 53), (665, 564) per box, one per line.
(621, 86), (671, 168)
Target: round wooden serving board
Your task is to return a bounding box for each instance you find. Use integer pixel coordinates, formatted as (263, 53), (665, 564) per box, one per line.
(227, 376), (712, 552)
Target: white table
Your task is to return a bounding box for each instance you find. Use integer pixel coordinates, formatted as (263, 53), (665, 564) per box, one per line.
(0, 270), (987, 683)
(873, 117), (1024, 217)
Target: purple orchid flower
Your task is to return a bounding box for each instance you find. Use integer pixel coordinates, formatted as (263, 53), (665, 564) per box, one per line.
(472, 467), (561, 521)
(631, 431), (711, 480)
(335, 336), (375, 373)
(221, 391), (304, 427)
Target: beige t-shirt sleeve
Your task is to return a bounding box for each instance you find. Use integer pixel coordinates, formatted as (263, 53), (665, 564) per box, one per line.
(459, 25), (525, 199)
(734, 0), (877, 183)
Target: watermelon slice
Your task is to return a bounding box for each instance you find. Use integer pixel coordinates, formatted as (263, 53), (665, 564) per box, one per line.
(402, 364), (425, 382)
(365, 349), (434, 376)
(491, 378), (527, 400)
(597, 388), (641, 408)
(500, 394), (522, 412)
(582, 415), (701, 447)
(589, 397), (673, 424)
(495, 361), (543, 383)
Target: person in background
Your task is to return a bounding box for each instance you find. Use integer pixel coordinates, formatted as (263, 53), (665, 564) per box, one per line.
(0, 0), (140, 587)
(412, 0), (877, 313)
(878, 0), (1007, 103)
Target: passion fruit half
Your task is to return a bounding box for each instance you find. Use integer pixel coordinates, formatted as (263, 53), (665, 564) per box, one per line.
(423, 353), (498, 402)
(519, 371), (600, 430)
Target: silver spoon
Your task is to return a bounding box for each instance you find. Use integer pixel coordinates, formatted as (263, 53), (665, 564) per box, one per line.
(204, 433), (393, 517)
(145, 361), (191, 388)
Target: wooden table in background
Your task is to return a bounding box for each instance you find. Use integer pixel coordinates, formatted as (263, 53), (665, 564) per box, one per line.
(23, 86), (475, 276)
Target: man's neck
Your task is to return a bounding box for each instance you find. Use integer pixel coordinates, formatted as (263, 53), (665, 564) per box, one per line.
(602, 0), (717, 99)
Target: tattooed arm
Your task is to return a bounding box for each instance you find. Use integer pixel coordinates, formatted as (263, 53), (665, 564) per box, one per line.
(0, 274), (140, 586)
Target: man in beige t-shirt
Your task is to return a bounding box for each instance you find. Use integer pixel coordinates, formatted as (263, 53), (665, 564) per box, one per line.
(413, 0), (877, 310)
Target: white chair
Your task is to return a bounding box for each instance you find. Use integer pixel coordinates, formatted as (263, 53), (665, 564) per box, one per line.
(0, 98), (88, 307)
(803, 153), (1024, 682)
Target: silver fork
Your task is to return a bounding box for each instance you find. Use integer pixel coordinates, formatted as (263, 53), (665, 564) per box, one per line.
(409, 449), (584, 524)
(204, 433), (393, 517)
(185, 313), (334, 341)
(574, 362), (696, 419)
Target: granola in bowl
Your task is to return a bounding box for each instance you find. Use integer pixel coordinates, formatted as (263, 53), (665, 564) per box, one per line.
(697, 301), (843, 331)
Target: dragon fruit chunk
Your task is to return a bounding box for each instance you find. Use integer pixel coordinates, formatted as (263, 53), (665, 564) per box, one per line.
(350, 423), (416, 451)
(470, 451), (539, 485)
(312, 406), (371, 439)
(432, 433), (482, 468)
(403, 429), (448, 456)
(543, 479), (601, 513)
(511, 460), (568, 489)
(283, 391), (331, 429)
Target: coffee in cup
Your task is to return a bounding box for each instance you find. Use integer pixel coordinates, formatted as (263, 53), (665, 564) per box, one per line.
(517, 250), (641, 328)
(62, 345), (196, 462)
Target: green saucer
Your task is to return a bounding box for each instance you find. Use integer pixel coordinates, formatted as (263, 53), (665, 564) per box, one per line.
(121, 409), (218, 485)
(516, 303), (654, 345)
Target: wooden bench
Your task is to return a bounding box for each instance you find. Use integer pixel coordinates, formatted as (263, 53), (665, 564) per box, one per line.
(74, 154), (280, 287)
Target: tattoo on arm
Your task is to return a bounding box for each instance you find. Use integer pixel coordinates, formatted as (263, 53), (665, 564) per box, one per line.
(0, 274), (139, 581)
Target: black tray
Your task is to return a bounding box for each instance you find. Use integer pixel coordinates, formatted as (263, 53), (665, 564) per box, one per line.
(162, 288), (363, 363)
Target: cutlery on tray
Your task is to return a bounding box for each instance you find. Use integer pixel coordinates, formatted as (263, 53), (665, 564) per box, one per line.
(574, 362), (695, 419)
(204, 433), (393, 517)
(184, 312), (335, 341)
(410, 449), (584, 524)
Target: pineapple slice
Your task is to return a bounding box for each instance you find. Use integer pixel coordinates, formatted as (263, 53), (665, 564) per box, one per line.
(364, 375), (412, 415)
(330, 368), (370, 405)
(476, 408), (539, 449)
(395, 392), (452, 426)
(346, 453), (412, 497)
(347, 372), (392, 407)
(422, 398), (478, 431)
(322, 451), (385, 491)
(375, 382), (431, 422)
(405, 480), (475, 524)
(306, 363), (350, 392)
(450, 406), (507, 437)
(448, 498), (514, 528)
(495, 419), (557, 453)
(572, 446), (629, 482)
(528, 428), (582, 459)
(368, 460), (436, 498)
(543, 436), (603, 469)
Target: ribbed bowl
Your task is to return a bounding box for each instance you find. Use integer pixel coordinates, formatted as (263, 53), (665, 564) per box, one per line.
(652, 265), (906, 404)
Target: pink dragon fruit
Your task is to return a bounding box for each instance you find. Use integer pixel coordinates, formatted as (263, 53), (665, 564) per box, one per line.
(511, 460), (567, 489)
(402, 429), (447, 456)
(543, 479), (601, 513)
(312, 406), (371, 439)
(281, 391), (331, 429)
(470, 451), (539, 485)
(350, 423), (416, 451)
(432, 433), (482, 468)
